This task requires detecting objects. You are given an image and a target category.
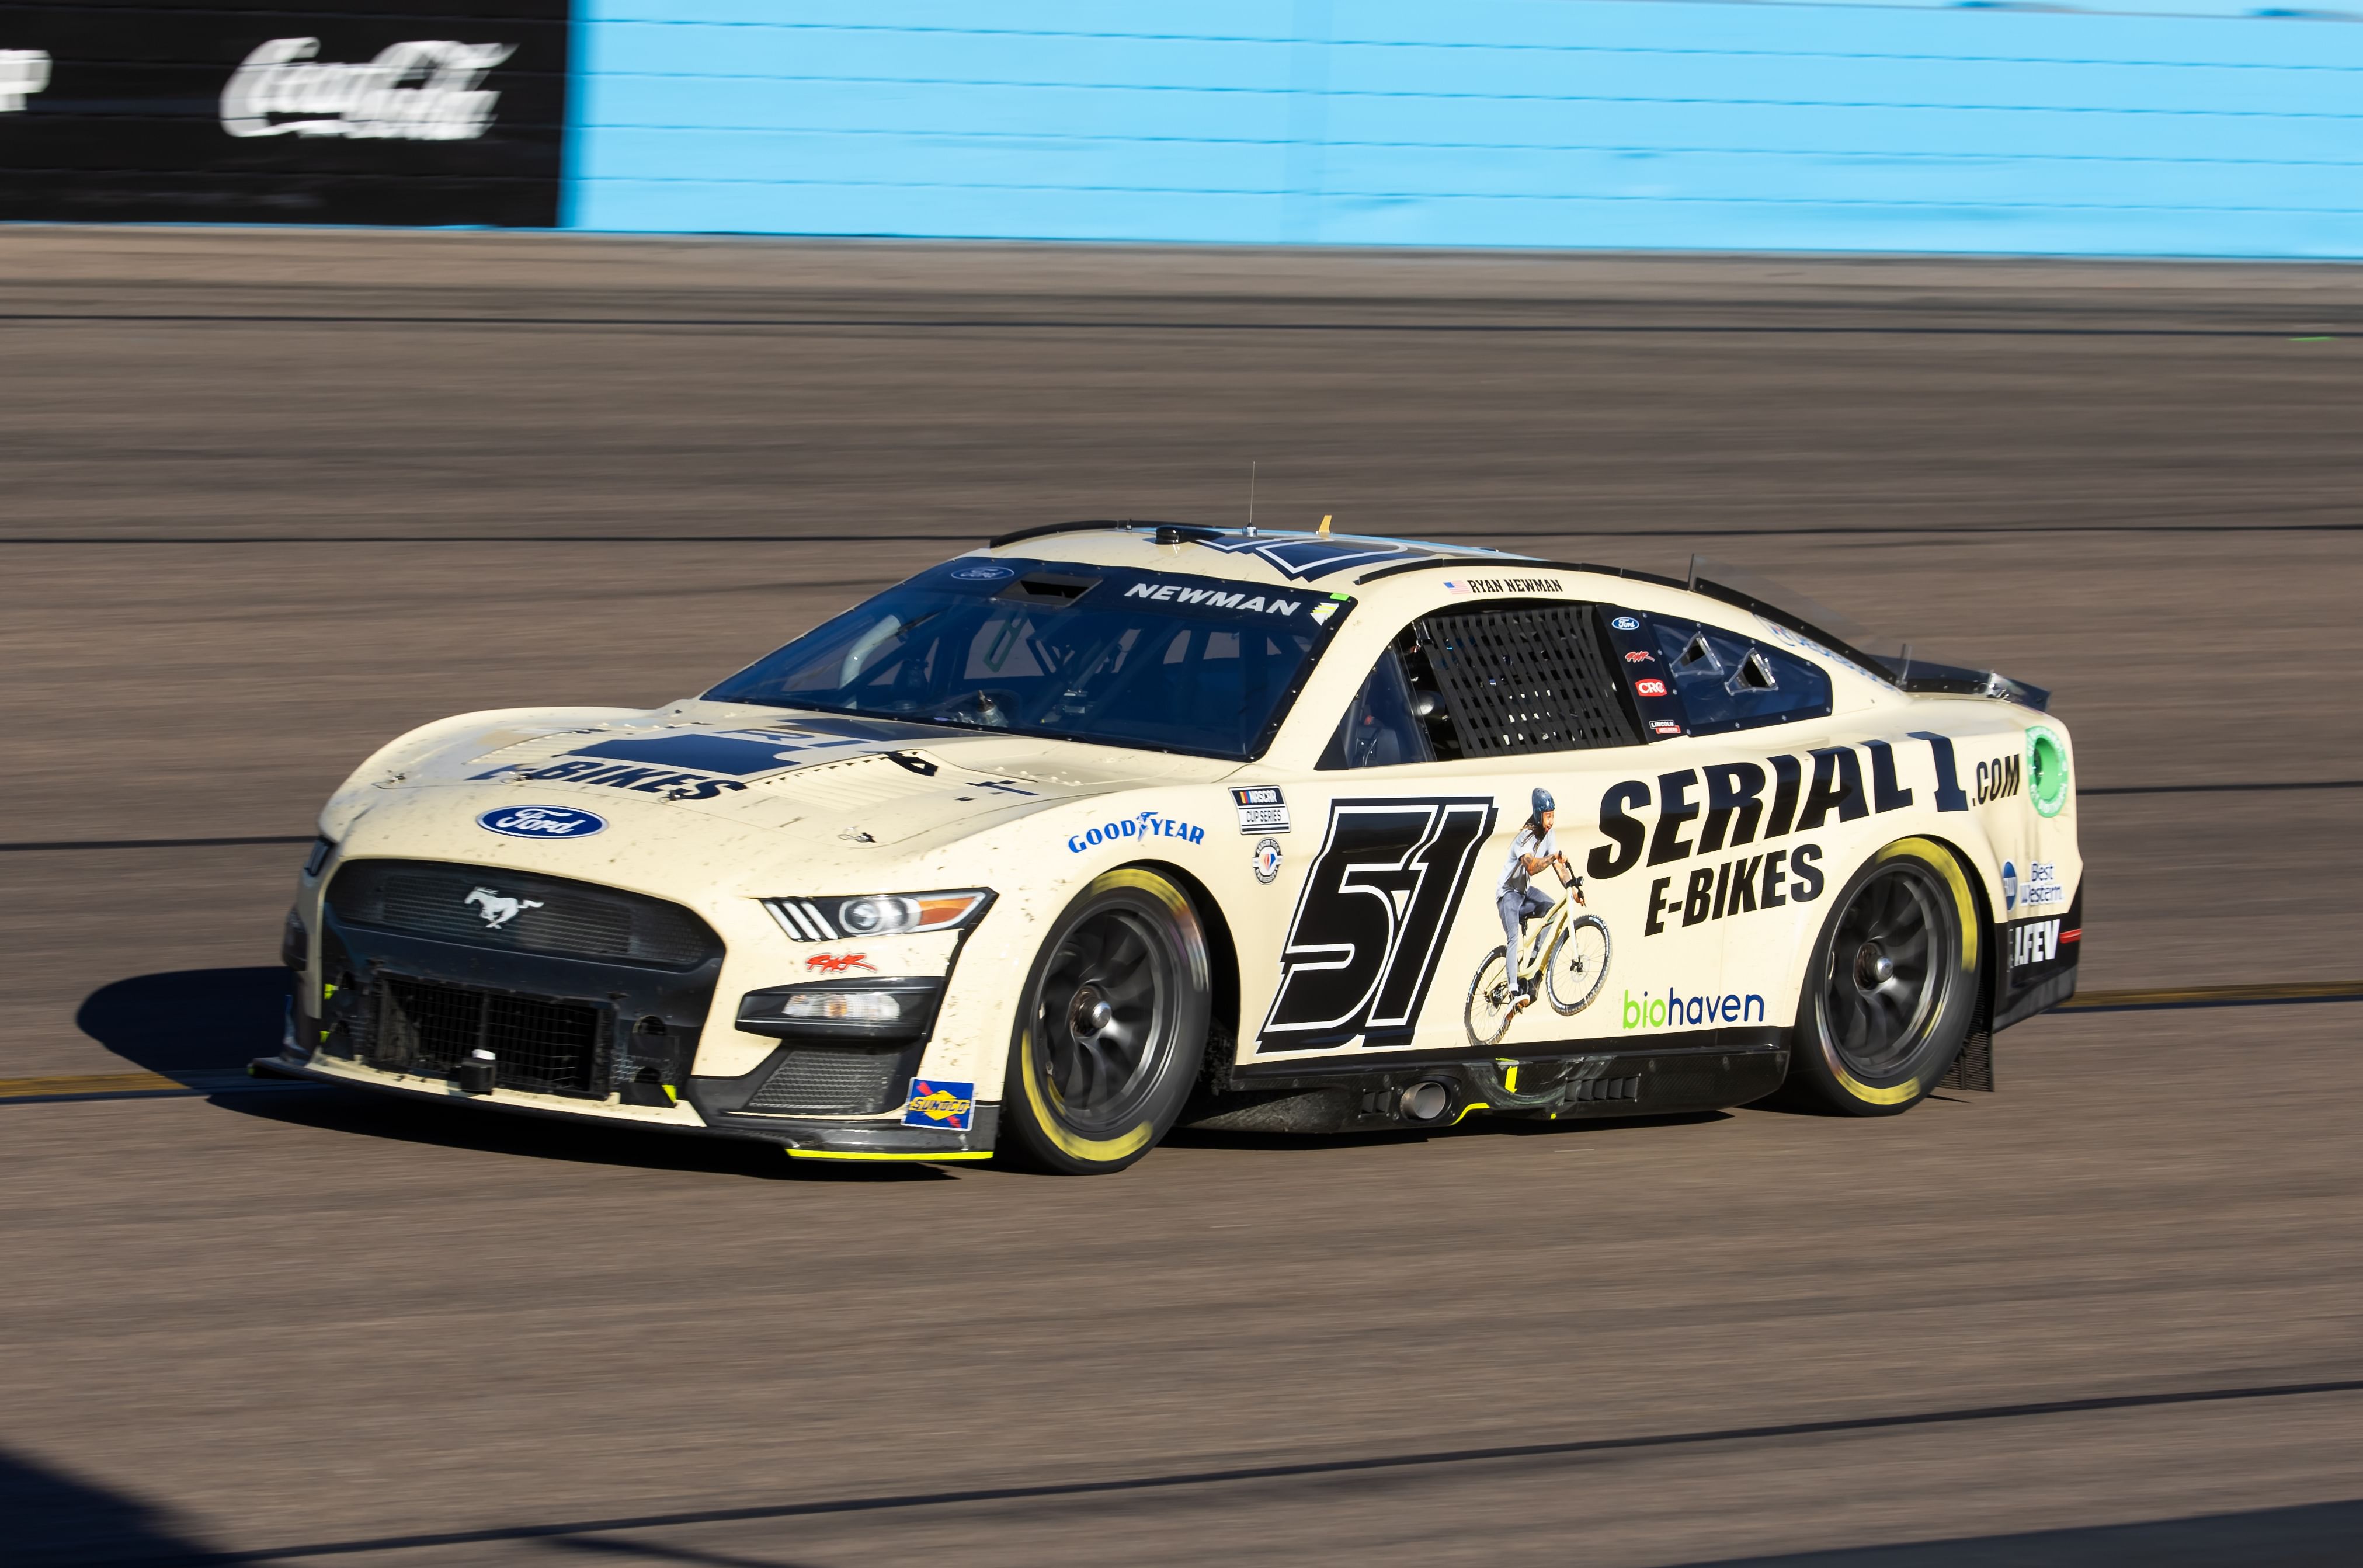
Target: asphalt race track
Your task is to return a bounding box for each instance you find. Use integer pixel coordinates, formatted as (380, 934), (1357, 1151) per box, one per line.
(4, 230), (2361, 1566)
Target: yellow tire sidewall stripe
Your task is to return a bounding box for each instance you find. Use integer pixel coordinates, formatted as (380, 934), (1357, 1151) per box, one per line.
(1832, 837), (1978, 1106)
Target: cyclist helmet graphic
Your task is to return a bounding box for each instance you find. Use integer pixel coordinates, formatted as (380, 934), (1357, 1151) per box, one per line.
(1531, 786), (1555, 815)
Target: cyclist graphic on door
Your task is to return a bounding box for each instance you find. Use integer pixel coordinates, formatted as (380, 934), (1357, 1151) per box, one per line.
(1465, 785), (1614, 1048)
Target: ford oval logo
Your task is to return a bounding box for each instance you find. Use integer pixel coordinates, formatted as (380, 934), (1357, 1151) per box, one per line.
(477, 805), (607, 839)
(1610, 615), (1641, 631)
(950, 563), (1015, 582)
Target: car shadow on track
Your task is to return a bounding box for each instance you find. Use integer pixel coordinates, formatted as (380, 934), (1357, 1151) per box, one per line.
(76, 964), (287, 1078)
(4, 1443), (228, 1567)
(1671, 1497), (2363, 1566)
(75, 966), (948, 1183)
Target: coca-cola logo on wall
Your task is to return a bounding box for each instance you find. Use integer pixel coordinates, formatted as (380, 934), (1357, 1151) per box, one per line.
(0, 3), (568, 227)
(221, 38), (516, 142)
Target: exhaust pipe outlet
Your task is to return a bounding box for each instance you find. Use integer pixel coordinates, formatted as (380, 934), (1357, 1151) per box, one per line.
(1399, 1080), (1452, 1124)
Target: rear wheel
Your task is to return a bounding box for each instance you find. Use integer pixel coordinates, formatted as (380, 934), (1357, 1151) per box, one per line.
(1464, 947), (1516, 1048)
(997, 868), (1211, 1174)
(1784, 838), (1980, 1117)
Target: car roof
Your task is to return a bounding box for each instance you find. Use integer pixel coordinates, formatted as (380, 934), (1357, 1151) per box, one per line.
(974, 519), (1686, 597)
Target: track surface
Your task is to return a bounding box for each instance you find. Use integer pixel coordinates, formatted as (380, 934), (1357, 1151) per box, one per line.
(4, 230), (2359, 1564)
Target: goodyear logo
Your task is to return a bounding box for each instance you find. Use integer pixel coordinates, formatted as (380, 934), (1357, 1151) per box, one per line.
(902, 1079), (976, 1131)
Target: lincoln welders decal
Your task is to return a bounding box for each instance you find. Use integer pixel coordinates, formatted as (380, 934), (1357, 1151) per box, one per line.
(1260, 796), (1496, 1051)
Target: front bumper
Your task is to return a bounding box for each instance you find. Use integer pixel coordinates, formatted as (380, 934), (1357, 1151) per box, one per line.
(253, 1048), (999, 1160)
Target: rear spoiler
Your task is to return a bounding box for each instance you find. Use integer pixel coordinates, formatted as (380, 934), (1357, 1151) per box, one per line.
(1688, 568), (2051, 714)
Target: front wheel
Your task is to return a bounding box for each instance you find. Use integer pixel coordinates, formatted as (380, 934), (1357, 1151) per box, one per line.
(1784, 837), (1980, 1117)
(996, 867), (1211, 1174)
(1544, 914), (1613, 1016)
(1464, 947), (1516, 1048)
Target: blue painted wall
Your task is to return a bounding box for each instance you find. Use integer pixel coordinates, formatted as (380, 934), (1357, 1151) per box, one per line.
(569, 0), (2363, 256)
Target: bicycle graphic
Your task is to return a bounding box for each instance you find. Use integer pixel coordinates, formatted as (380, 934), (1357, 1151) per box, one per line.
(1463, 867), (1614, 1048)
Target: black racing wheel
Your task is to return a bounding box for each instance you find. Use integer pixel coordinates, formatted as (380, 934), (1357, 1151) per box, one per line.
(998, 867), (1211, 1174)
(1783, 837), (1980, 1116)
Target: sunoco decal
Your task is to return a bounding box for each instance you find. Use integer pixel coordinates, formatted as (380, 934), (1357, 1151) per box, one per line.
(902, 1079), (976, 1131)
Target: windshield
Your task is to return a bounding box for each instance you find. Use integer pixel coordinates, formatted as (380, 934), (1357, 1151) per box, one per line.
(704, 558), (1353, 760)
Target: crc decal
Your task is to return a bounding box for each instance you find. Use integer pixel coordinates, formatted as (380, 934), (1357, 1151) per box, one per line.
(475, 805), (606, 838)
(1260, 797), (1497, 1051)
(1068, 810), (1207, 851)
(902, 1079), (977, 1131)
(1231, 785), (1290, 834)
(1634, 678), (1668, 697)
(1621, 985), (1767, 1031)
(1642, 845), (1823, 936)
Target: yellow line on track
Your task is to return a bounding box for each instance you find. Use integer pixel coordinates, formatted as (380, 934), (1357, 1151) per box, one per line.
(0, 1068), (286, 1101)
(2062, 981), (2363, 1009)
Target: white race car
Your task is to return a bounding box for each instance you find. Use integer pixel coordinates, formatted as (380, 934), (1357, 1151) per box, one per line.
(259, 524), (2081, 1173)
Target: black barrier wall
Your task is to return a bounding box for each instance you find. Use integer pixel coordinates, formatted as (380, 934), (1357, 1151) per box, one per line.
(0, 1), (567, 225)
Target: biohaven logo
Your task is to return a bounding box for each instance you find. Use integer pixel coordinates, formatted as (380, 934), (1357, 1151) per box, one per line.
(1621, 986), (1766, 1031)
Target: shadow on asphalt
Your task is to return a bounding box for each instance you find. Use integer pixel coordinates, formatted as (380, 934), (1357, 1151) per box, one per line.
(75, 965), (286, 1076)
(1674, 1497), (2363, 1566)
(5, 1444), (226, 1567)
(213, 1089), (954, 1182)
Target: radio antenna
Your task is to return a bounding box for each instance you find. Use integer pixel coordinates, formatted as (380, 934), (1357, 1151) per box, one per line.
(1248, 463), (1256, 532)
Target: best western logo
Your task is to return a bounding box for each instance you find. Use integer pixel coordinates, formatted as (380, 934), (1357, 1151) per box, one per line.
(1621, 986), (1767, 1031)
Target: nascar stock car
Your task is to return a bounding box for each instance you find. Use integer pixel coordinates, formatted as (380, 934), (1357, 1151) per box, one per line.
(255, 523), (2081, 1173)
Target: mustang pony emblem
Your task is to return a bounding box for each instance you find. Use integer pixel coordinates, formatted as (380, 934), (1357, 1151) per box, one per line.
(465, 887), (543, 928)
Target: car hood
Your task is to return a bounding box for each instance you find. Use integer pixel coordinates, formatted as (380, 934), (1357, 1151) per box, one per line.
(335, 700), (1232, 851)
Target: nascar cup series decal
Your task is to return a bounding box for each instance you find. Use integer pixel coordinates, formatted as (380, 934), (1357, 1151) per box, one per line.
(1231, 786), (1289, 833)
(902, 1079), (976, 1131)
(476, 805), (606, 839)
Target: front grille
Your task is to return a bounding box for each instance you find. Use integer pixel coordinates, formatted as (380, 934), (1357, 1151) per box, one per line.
(329, 860), (718, 970)
(376, 976), (606, 1098)
(743, 1047), (906, 1115)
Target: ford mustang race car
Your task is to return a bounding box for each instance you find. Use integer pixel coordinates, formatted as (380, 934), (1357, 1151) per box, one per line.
(256, 523), (2081, 1173)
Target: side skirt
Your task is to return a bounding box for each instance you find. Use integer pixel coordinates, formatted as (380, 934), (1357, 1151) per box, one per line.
(1191, 1033), (1791, 1135)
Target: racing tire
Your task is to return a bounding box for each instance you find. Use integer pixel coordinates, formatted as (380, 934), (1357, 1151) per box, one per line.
(1464, 947), (1517, 1049)
(1544, 914), (1613, 1017)
(997, 867), (1212, 1174)
(1783, 837), (1980, 1117)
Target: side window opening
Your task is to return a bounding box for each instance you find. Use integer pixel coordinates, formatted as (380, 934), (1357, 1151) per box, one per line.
(1398, 602), (1641, 759)
(1319, 647), (1436, 770)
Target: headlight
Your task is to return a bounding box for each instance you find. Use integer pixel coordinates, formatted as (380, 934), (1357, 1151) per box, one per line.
(736, 978), (945, 1039)
(781, 990), (902, 1023)
(763, 889), (992, 942)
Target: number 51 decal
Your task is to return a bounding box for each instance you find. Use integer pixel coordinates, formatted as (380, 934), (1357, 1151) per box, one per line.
(1259, 797), (1497, 1052)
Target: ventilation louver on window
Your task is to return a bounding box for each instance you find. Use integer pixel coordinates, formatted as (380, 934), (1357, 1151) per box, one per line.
(1410, 604), (1639, 756)
(1728, 649), (1778, 693)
